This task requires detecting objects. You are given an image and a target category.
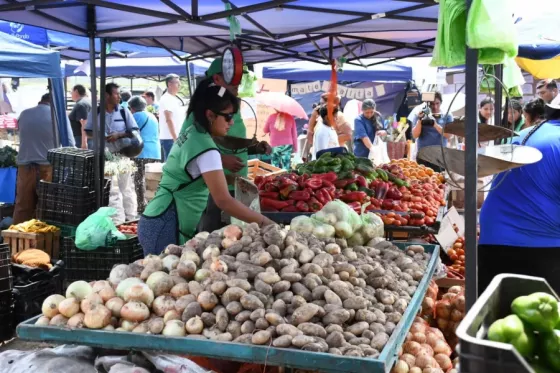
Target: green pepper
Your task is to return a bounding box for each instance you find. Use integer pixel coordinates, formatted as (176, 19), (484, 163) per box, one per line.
(540, 329), (560, 371)
(338, 170), (354, 179)
(345, 183), (358, 192)
(331, 164), (342, 173)
(358, 186), (375, 197)
(376, 168), (389, 182)
(355, 163), (374, 174)
(319, 151), (332, 159)
(487, 314), (536, 358)
(341, 158), (354, 172)
(355, 157), (373, 168)
(327, 158), (342, 166)
(512, 292), (560, 332)
(313, 166), (328, 174)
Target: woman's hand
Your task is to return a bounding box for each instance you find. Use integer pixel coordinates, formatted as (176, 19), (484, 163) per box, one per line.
(377, 130), (387, 137)
(221, 154), (244, 172)
(260, 216), (275, 227)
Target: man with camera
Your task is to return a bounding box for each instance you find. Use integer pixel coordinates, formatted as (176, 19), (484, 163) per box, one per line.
(409, 91), (453, 172)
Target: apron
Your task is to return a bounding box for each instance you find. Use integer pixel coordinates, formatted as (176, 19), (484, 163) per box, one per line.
(143, 125), (218, 244)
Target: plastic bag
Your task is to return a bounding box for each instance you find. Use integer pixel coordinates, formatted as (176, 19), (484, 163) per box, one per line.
(313, 200), (362, 238)
(368, 135), (390, 166)
(238, 69), (257, 98)
(75, 207), (126, 250)
(360, 210), (385, 241)
(290, 215), (335, 239)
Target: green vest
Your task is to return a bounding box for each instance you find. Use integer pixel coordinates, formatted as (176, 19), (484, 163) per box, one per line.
(143, 125), (217, 244)
(181, 112), (248, 191)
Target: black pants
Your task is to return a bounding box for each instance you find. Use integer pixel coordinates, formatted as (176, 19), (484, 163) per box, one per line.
(478, 244), (560, 295)
(417, 158), (443, 173)
(197, 190), (235, 234)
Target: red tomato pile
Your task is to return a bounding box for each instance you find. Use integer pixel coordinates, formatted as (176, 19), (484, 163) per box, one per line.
(118, 222), (138, 235)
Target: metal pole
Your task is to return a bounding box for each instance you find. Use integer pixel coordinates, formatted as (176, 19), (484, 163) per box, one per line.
(47, 79), (60, 148)
(494, 64), (503, 127)
(89, 35), (101, 208)
(130, 78), (133, 92)
(465, 0), (479, 311)
(185, 61), (193, 96)
(99, 37), (107, 207)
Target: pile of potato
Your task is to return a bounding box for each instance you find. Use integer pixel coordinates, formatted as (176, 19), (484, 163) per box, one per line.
(39, 223), (432, 358)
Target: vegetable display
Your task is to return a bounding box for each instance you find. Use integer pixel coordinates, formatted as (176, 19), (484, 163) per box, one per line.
(38, 223), (433, 358)
(486, 291), (560, 372)
(118, 222), (138, 235)
(434, 286), (465, 351)
(0, 145), (17, 168)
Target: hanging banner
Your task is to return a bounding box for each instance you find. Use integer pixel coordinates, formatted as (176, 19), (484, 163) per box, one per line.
(321, 81), (331, 92)
(290, 81), (395, 101)
(346, 88), (356, 99)
(364, 87), (374, 99)
(355, 89), (365, 100)
(337, 85), (348, 97)
(312, 80), (321, 92)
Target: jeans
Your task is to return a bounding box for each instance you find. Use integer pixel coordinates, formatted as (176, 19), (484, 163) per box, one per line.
(138, 205), (178, 256)
(160, 139), (174, 161)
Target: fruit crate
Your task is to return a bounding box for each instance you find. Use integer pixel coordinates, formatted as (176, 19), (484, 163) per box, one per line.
(247, 159), (285, 181)
(0, 289), (14, 341)
(456, 274), (558, 373)
(1, 230), (61, 259)
(0, 243), (13, 292)
(61, 235), (143, 283)
(48, 147), (95, 188)
(36, 179), (110, 226)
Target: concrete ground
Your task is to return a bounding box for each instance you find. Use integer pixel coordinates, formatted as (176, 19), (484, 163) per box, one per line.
(0, 337), (54, 353)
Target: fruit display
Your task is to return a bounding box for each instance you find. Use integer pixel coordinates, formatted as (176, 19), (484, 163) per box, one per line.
(118, 222), (138, 235)
(389, 159), (445, 184)
(434, 286), (465, 351)
(391, 317), (457, 373)
(445, 237), (465, 277)
(487, 292), (560, 372)
(36, 222), (434, 358)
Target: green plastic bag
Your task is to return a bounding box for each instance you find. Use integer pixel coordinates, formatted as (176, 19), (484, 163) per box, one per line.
(238, 69), (257, 98)
(430, 0), (468, 67)
(75, 207), (126, 250)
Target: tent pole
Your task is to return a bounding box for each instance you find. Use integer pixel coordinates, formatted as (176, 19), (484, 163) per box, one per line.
(186, 61), (193, 96)
(130, 78), (133, 92)
(99, 37), (107, 207)
(89, 35), (101, 208)
(47, 79), (60, 148)
(464, 0), (479, 312)
(494, 64), (503, 126)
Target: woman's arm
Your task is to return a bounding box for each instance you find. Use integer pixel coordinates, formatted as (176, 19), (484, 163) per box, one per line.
(291, 117), (298, 152)
(412, 119), (422, 139)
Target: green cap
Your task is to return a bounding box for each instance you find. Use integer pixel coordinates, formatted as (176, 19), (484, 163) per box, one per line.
(205, 58), (223, 77)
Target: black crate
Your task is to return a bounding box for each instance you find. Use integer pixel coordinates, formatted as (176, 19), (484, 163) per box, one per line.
(0, 289), (14, 341)
(37, 179), (111, 225)
(48, 147), (95, 188)
(456, 274), (557, 373)
(62, 235), (143, 283)
(0, 244), (12, 293)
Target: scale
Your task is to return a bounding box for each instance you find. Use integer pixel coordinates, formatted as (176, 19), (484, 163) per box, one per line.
(444, 118), (518, 143)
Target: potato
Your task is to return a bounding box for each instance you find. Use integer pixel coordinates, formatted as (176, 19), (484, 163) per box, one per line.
(323, 289), (343, 306)
(265, 244), (282, 259)
(237, 264), (265, 279)
(298, 248), (315, 263)
(210, 281), (227, 295)
(182, 302), (202, 321)
(223, 242), (243, 256)
(226, 321), (241, 339)
(343, 296), (368, 310)
(271, 299), (287, 316)
(282, 245), (295, 259)
(249, 291), (268, 305)
(276, 323), (302, 337)
(225, 301), (243, 316)
(235, 310), (251, 323)
(254, 279), (272, 296)
(291, 295), (307, 308)
(291, 283), (312, 302)
(240, 294), (264, 310)
(355, 309), (377, 323)
(370, 332), (390, 350)
(302, 274), (322, 290)
(272, 335), (293, 348)
(280, 273), (302, 283)
(276, 291), (294, 303)
(328, 281), (353, 300)
(291, 335), (316, 348)
(324, 243), (341, 255)
(322, 309), (350, 325)
(363, 348), (380, 357)
(325, 324), (343, 334)
(302, 342), (328, 352)
(297, 323), (326, 338)
(301, 263), (323, 276)
(255, 317), (269, 330)
(272, 281), (291, 294)
(291, 304), (321, 326)
(175, 294), (196, 314)
(234, 334), (253, 344)
(251, 330), (271, 345)
(226, 279), (251, 292)
(252, 251), (273, 266)
(312, 285), (329, 301)
(265, 312), (285, 326)
(200, 312), (216, 327)
(326, 331), (346, 348)
(312, 253), (334, 268)
(188, 281), (203, 298)
(250, 309), (265, 322)
(329, 348), (343, 355)
(221, 287), (247, 306)
(257, 272), (281, 285)
(215, 308), (229, 332)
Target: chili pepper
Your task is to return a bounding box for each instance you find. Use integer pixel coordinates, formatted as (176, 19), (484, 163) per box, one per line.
(264, 182), (279, 192)
(315, 189), (331, 206)
(259, 191), (280, 199)
(279, 185), (298, 200)
(288, 191), (311, 201)
(308, 197), (323, 212)
(358, 186), (375, 197)
(540, 329), (560, 371)
(512, 292), (560, 332)
(487, 314), (536, 359)
(295, 201), (310, 212)
(260, 198), (289, 211)
(346, 201), (362, 213)
(281, 205), (299, 212)
(387, 172), (409, 188)
(322, 183), (336, 198)
(340, 191), (367, 203)
(304, 178), (323, 190)
(386, 186), (403, 200)
(376, 168), (389, 182)
(345, 183), (358, 192)
(356, 175), (367, 188)
(312, 171), (338, 182)
(321, 179), (335, 188)
(279, 178), (298, 189)
(375, 181), (389, 200)
(334, 179), (353, 189)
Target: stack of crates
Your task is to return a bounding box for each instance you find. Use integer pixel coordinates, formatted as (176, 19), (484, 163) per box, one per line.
(0, 243), (14, 340)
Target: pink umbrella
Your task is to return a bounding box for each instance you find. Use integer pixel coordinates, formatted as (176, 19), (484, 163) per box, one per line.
(255, 92), (308, 119)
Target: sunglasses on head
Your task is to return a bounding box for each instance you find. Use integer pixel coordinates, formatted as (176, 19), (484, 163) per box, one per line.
(213, 111), (234, 121)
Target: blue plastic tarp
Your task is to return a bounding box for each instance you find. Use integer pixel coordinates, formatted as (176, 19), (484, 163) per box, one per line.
(262, 61), (412, 82)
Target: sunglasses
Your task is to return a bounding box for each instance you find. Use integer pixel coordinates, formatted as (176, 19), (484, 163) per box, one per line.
(214, 111), (235, 122)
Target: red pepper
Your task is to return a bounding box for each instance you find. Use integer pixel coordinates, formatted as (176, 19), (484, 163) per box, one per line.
(334, 178), (355, 189)
(386, 186), (403, 200)
(375, 182), (389, 200)
(260, 198), (290, 211)
(285, 173), (298, 181)
(304, 178), (323, 190)
(264, 182), (279, 192)
(312, 171), (338, 182)
(321, 179), (335, 188)
(254, 176), (265, 189)
(295, 201), (310, 212)
(340, 191), (367, 203)
(334, 189), (344, 199)
(381, 199), (394, 210)
(288, 191), (311, 201)
(297, 174), (309, 189)
(279, 178), (298, 189)
(281, 205), (299, 212)
(308, 197), (323, 212)
(279, 185), (298, 199)
(315, 189), (333, 206)
(259, 191), (280, 199)
(356, 175), (367, 188)
(346, 201), (362, 213)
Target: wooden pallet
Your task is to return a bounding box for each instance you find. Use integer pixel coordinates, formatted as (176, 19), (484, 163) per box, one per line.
(247, 159), (285, 181)
(1, 230), (61, 259)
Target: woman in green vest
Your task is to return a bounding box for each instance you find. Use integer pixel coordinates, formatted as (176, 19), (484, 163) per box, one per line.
(138, 79), (274, 255)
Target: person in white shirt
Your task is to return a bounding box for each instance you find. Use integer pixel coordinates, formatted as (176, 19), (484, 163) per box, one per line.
(159, 74), (186, 161)
(313, 105), (340, 159)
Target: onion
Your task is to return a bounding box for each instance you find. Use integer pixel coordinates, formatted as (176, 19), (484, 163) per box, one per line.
(450, 309), (463, 322)
(170, 274), (187, 286)
(146, 271), (174, 296)
(58, 297), (80, 318)
(415, 355), (436, 369)
(453, 295), (465, 312)
(436, 318), (448, 331)
(132, 323), (149, 333)
(97, 286), (116, 303)
(116, 277), (143, 298)
(197, 291), (218, 311)
(185, 316), (204, 334)
(412, 332), (427, 344)
(162, 254), (180, 272)
(194, 269), (211, 282)
(180, 251), (200, 266)
(210, 259), (227, 273)
(170, 283), (190, 298)
(84, 305), (111, 329)
(434, 354), (452, 371)
(410, 322), (427, 335)
(80, 293), (104, 313)
(49, 314), (68, 326)
(175, 294), (195, 314)
(436, 301), (451, 319)
(403, 341), (422, 356)
(105, 297), (125, 318)
(148, 317), (165, 334)
(121, 301), (150, 322)
(221, 238), (236, 249)
(35, 316), (50, 326)
(202, 245), (220, 261)
(223, 225), (242, 240)
(103, 325), (115, 331)
(42, 294), (66, 318)
(120, 319), (138, 331)
(152, 295), (177, 317)
(195, 231), (209, 240)
(432, 339), (452, 356)
(392, 360), (409, 373)
(426, 333), (440, 348)
(163, 310), (180, 323)
(400, 354), (416, 368)
(420, 343), (434, 356)
(409, 368), (422, 373)
(92, 280), (112, 292)
(111, 317), (119, 327)
(109, 264), (132, 287)
(66, 281), (93, 301)
(67, 313), (85, 328)
(177, 261), (197, 280)
(123, 283), (155, 306)
(162, 320), (186, 336)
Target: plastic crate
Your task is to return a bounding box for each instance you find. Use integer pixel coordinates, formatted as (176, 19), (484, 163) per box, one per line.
(456, 274), (558, 373)
(48, 147), (95, 188)
(0, 289), (14, 341)
(0, 243), (12, 292)
(62, 235), (143, 283)
(37, 179), (110, 225)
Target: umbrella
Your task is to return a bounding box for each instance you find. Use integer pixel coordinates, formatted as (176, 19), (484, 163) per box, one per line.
(343, 99), (362, 130)
(255, 92), (308, 119)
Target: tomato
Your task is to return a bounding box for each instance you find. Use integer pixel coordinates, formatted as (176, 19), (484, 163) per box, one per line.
(386, 212), (397, 218)
(424, 217), (435, 226)
(382, 217), (395, 225)
(411, 196), (422, 202)
(392, 220), (402, 226)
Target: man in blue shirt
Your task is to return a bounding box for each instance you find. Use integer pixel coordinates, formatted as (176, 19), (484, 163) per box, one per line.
(353, 99), (385, 157)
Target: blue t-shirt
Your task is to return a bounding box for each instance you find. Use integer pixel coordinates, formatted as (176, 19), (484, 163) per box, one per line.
(353, 114), (381, 158)
(133, 111), (161, 160)
(409, 110), (453, 150)
(479, 120), (560, 247)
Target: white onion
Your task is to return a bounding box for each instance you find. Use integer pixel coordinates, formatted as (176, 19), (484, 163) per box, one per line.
(170, 283), (190, 298)
(49, 314), (68, 326)
(152, 295), (177, 317)
(97, 286), (116, 303)
(116, 277), (143, 298)
(194, 269), (211, 282)
(194, 231), (209, 240)
(58, 297), (80, 318)
(180, 251), (200, 266)
(163, 310), (181, 323)
(210, 259), (227, 273)
(221, 238), (236, 249)
(35, 316), (50, 326)
(103, 325), (115, 331)
(42, 294), (66, 318)
(109, 264), (133, 287)
(123, 283), (155, 306)
(67, 313), (85, 328)
(92, 280), (112, 292)
(202, 245), (220, 261)
(105, 297), (125, 318)
(162, 255), (180, 272)
(132, 323), (149, 333)
(80, 293), (104, 313)
(143, 255), (163, 269)
(121, 301), (150, 322)
(120, 319), (138, 331)
(84, 305), (112, 329)
(197, 291), (218, 311)
(185, 316), (204, 334)
(66, 281), (93, 301)
(162, 320), (186, 337)
(146, 271), (174, 296)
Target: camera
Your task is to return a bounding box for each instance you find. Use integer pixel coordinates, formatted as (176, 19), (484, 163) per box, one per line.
(420, 92), (436, 126)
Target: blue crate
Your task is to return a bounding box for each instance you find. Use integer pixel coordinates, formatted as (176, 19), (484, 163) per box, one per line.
(17, 242), (439, 373)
